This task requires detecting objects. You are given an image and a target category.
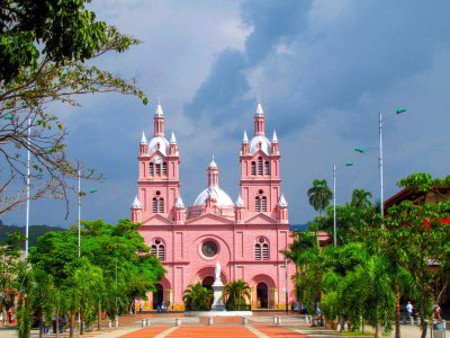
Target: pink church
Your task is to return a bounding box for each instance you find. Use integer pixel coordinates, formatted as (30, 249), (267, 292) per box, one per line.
(131, 102), (295, 311)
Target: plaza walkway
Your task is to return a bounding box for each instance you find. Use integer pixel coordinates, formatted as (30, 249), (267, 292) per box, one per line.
(1, 312), (447, 337)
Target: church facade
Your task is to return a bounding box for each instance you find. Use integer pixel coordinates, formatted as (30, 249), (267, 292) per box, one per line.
(131, 102), (295, 310)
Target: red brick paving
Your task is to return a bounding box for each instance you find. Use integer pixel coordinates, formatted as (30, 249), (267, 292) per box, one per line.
(120, 326), (171, 337)
(166, 325), (258, 338)
(252, 324), (308, 337)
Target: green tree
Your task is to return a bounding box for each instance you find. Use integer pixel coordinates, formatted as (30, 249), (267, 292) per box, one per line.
(307, 179), (332, 215)
(183, 283), (212, 311)
(350, 189), (373, 209)
(28, 219), (165, 336)
(0, 1), (148, 216)
(223, 280), (251, 310)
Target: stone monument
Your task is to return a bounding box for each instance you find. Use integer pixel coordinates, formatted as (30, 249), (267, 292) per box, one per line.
(211, 262), (225, 311)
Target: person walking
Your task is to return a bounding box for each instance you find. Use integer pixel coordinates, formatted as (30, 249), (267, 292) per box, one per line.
(406, 302), (413, 320)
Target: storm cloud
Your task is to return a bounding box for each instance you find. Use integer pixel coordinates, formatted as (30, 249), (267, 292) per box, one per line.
(3, 0), (450, 227)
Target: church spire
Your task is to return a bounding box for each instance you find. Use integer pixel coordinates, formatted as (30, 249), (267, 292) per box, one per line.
(141, 131), (147, 144)
(207, 155), (219, 187)
(153, 103), (165, 137)
(243, 130), (249, 143)
(254, 101), (265, 136)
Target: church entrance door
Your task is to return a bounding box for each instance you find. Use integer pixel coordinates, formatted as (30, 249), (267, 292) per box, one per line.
(202, 276), (215, 291)
(257, 282), (269, 308)
(152, 283), (164, 309)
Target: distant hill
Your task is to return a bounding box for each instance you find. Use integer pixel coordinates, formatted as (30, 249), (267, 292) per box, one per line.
(289, 223), (309, 232)
(0, 224), (65, 247)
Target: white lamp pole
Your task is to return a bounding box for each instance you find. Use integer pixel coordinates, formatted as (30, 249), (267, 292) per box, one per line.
(333, 163), (353, 246)
(25, 118), (31, 257)
(78, 169), (81, 257)
(333, 164), (337, 247)
(379, 112), (384, 221)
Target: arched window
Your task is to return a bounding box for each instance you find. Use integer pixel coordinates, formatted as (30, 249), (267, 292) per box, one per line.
(158, 198), (164, 213)
(264, 161), (270, 175)
(255, 196), (261, 212)
(152, 198), (158, 213)
(162, 162), (168, 176)
(251, 162), (256, 176)
(151, 238), (165, 260)
(255, 237), (269, 260)
(261, 196), (267, 212)
(255, 243), (261, 260)
(149, 162), (154, 176)
(262, 243), (269, 260)
(155, 163), (161, 176)
(257, 157), (263, 175)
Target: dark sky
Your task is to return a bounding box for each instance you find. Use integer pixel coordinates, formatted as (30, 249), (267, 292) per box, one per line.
(4, 0), (450, 227)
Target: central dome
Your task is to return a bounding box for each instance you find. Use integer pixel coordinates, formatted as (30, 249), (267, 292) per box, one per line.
(193, 186), (234, 207)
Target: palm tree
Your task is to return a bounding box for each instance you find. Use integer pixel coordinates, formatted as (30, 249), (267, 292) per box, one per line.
(183, 283), (212, 311)
(307, 179), (333, 215)
(223, 280), (251, 311)
(350, 189), (373, 209)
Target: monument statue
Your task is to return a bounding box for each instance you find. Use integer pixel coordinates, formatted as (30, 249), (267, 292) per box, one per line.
(215, 261), (221, 282)
(211, 261), (225, 311)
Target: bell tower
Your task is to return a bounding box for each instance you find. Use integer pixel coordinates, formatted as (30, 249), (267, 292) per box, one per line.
(131, 103), (181, 222)
(239, 102), (285, 221)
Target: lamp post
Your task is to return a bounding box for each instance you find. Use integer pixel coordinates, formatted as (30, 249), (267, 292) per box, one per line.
(333, 163), (353, 246)
(355, 108), (406, 225)
(25, 118), (31, 257)
(285, 257), (289, 313)
(77, 169), (97, 257)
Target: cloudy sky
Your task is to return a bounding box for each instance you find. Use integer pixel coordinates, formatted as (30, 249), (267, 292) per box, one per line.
(4, 0), (450, 227)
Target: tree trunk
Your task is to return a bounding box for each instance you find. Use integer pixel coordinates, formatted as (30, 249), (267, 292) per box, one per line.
(97, 302), (102, 331)
(38, 313), (43, 338)
(55, 308), (59, 338)
(395, 283), (401, 338)
(374, 324), (381, 338)
(69, 313), (74, 338)
(420, 316), (427, 338)
(80, 310), (84, 335)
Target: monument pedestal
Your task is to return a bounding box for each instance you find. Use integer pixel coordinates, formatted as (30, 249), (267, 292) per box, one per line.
(211, 280), (225, 311)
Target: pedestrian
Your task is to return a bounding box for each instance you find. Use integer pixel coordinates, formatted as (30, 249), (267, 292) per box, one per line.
(406, 302), (413, 320)
(52, 315), (57, 333)
(433, 304), (442, 320)
(58, 316), (65, 333)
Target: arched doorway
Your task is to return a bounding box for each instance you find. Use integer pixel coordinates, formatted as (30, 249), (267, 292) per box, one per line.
(257, 282), (269, 309)
(202, 276), (215, 291)
(152, 283), (164, 309)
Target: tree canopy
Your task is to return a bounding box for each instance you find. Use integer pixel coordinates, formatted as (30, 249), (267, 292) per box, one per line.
(307, 179), (333, 215)
(0, 0), (148, 217)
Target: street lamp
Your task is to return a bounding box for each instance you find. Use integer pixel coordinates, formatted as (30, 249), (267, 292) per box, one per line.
(77, 169), (97, 257)
(285, 257), (289, 313)
(333, 162), (353, 247)
(355, 108), (406, 224)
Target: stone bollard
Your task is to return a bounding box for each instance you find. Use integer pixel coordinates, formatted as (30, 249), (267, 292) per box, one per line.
(146, 318), (151, 326)
(273, 316), (278, 324)
(175, 318), (182, 327)
(242, 317), (248, 325)
(409, 317), (414, 325)
(108, 320), (112, 328)
(208, 317), (214, 326)
(141, 319), (146, 327)
(305, 315), (310, 324)
(115, 317), (119, 328)
(277, 316), (282, 325)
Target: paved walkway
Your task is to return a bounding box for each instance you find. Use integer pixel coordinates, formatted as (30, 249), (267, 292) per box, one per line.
(2, 313), (448, 338)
